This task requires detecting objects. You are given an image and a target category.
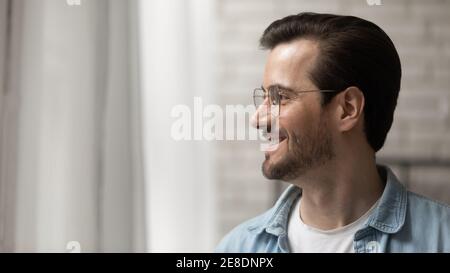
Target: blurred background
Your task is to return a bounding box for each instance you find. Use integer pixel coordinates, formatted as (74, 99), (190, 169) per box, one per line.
(0, 0), (449, 252)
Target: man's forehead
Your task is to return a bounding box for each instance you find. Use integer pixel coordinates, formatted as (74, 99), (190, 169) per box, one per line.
(263, 39), (319, 89)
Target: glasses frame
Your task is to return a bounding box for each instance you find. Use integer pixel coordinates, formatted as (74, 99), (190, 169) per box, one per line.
(253, 85), (340, 112)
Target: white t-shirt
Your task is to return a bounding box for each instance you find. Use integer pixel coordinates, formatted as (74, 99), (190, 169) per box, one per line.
(287, 197), (379, 253)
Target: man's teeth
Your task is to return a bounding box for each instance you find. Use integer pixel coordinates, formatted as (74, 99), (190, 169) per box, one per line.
(263, 133), (287, 142)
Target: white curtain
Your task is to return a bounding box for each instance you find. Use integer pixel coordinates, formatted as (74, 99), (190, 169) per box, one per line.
(0, 0), (145, 252)
(0, 0), (218, 253)
(139, 0), (217, 252)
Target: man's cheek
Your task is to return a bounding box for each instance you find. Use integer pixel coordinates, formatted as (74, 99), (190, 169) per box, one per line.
(288, 130), (301, 146)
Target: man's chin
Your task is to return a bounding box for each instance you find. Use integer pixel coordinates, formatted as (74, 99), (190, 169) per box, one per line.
(261, 167), (275, 180)
(262, 158), (285, 180)
(262, 151), (305, 181)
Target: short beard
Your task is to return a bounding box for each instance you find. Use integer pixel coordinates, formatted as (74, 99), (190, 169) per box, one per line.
(262, 116), (335, 181)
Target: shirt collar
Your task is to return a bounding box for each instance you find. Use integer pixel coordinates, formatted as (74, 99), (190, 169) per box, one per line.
(359, 165), (408, 237)
(248, 165), (408, 238)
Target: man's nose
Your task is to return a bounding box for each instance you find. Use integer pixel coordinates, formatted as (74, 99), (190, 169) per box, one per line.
(250, 102), (274, 132)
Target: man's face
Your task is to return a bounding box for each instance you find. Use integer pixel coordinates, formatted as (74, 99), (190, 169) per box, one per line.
(256, 39), (336, 181)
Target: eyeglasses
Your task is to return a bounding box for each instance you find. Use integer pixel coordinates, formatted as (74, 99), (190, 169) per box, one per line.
(253, 85), (340, 114)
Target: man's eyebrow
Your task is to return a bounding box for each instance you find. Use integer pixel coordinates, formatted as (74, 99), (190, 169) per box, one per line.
(265, 84), (296, 92)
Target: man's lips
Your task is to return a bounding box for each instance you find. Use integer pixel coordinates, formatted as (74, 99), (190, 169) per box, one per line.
(264, 137), (288, 156)
(262, 129), (288, 154)
(263, 129), (288, 142)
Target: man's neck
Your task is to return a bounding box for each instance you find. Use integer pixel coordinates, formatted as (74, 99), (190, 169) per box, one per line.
(292, 154), (385, 230)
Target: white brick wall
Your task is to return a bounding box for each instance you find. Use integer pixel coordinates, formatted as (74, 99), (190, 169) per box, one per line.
(214, 0), (450, 243)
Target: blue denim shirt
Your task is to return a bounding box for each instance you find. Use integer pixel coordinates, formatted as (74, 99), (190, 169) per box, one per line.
(216, 165), (450, 253)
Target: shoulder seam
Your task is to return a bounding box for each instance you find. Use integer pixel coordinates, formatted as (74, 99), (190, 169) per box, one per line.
(408, 191), (450, 210)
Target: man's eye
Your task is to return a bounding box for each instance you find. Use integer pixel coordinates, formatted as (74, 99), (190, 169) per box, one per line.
(279, 94), (290, 102)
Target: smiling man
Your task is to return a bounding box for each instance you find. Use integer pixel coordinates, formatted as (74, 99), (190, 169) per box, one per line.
(215, 12), (450, 253)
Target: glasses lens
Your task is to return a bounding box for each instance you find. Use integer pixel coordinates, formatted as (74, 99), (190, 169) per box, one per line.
(253, 88), (266, 108)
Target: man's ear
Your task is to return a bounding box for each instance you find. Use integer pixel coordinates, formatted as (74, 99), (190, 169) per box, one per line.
(335, 87), (365, 132)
